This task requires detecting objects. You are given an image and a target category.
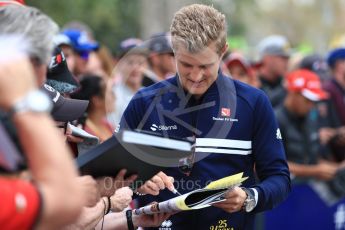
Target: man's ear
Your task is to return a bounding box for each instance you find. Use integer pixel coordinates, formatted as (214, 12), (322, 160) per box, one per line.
(220, 43), (229, 59)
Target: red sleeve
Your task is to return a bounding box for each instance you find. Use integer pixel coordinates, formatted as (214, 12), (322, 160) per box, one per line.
(0, 178), (41, 230)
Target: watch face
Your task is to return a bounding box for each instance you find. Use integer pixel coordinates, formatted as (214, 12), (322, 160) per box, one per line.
(245, 198), (256, 212)
(28, 90), (52, 113)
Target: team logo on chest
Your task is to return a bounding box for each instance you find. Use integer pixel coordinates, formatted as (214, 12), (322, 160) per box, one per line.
(221, 108), (231, 117)
(212, 107), (238, 122)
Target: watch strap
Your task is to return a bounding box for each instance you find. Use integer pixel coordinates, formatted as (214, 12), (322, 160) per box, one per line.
(105, 196), (111, 214)
(8, 95), (29, 117)
(242, 187), (255, 198)
(126, 209), (135, 230)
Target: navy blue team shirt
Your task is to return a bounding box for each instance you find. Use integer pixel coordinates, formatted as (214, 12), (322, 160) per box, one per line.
(120, 71), (291, 230)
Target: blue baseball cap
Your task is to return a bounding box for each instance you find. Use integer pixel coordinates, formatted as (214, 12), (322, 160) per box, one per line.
(327, 48), (345, 68)
(62, 29), (99, 59)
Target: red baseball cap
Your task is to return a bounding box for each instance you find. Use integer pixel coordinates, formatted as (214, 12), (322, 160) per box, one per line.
(0, 0), (25, 7)
(225, 52), (251, 73)
(286, 69), (329, 101)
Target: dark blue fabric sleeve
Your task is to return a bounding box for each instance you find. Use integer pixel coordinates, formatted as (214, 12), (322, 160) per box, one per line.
(252, 91), (291, 212)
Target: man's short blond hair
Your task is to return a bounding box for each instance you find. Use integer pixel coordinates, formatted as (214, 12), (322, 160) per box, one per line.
(170, 4), (227, 55)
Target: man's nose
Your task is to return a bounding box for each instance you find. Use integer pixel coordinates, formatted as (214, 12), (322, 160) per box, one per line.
(190, 67), (204, 81)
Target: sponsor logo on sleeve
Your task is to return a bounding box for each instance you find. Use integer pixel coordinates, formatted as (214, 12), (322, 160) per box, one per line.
(276, 128), (282, 140)
(334, 204), (345, 230)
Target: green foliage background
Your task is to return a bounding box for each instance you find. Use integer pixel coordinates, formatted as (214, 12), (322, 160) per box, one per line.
(26, 0), (345, 54)
(26, 0), (141, 54)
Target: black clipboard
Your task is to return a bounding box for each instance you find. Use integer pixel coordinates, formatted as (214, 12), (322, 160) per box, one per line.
(76, 130), (193, 189)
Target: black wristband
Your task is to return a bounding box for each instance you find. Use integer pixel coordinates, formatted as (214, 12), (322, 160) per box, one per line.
(106, 196), (111, 214)
(126, 209), (135, 230)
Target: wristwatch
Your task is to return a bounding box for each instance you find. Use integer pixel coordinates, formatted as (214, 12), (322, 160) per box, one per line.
(8, 90), (52, 116)
(242, 187), (256, 212)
